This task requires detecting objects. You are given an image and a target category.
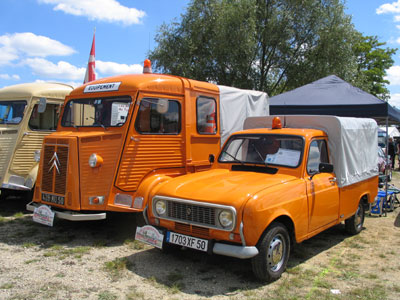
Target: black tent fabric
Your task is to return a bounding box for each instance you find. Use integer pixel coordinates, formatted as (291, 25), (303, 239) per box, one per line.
(269, 75), (400, 124)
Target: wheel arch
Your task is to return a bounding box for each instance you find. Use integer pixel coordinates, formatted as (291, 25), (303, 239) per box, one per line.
(258, 215), (295, 247)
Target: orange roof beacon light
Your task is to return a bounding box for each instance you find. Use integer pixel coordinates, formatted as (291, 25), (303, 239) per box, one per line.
(272, 116), (282, 129)
(143, 59), (152, 74)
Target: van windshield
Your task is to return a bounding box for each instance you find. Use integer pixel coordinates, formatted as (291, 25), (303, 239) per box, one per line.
(0, 100), (27, 125)
(61, 97), (131, 128)
(219, 134), (304, 168)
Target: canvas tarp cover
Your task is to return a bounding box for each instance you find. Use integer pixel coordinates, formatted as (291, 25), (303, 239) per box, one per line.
(218, 85), (269, 145)
(244, 115), (378, 188)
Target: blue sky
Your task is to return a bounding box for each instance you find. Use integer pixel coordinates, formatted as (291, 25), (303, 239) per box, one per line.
(2, 1), (400, 107)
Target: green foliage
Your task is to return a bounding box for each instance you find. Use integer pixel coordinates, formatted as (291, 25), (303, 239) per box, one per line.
(352, 35), (397, 100)
(149, 0), (396, 99)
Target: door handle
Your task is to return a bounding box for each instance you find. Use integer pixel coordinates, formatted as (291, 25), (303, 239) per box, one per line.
(130, 136), (140, 142)
(329, 177), (337, 183)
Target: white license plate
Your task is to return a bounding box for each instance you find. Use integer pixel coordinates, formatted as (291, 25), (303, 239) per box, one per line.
(166, 231), (208, 252)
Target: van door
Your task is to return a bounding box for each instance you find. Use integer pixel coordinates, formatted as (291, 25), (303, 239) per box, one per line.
(306, 139), (339, 232)
(115, 94), (185, 191)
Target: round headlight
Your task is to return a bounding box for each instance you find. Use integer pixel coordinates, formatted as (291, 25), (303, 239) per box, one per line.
(89, 153), (103, 168)
(219, 210), (233, 228)
(155, 200), (166, 215)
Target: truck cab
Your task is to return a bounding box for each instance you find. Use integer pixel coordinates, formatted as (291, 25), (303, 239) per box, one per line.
(138, 115), (378, 282)
(0, 83), (72, 199)
(27, 69), (268, 225)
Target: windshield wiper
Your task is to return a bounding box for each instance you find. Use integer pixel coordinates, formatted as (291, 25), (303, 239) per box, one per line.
(221, 150), (244, 164)
(251, 143), (265, 163)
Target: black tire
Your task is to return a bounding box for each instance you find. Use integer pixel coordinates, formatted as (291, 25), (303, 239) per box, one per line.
(0, 189), (9, 201)
(345, 201), (365, 235)
(251, 222), (290, 282)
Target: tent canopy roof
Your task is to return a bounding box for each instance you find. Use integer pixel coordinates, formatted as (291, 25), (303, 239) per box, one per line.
(269, 75), (400, 124)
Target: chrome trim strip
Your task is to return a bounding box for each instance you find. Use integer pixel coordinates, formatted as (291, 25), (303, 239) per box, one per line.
(213, 243), (258, 259)
(1, 183), (31, 191)
(26, 202), (106, 221)
(143, 205), (149, 224)
(152, 195), (237, 231)
(239, 222), (246, 246)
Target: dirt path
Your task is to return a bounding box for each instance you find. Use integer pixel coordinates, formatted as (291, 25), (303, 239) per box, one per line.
(0, 178), (399, 300)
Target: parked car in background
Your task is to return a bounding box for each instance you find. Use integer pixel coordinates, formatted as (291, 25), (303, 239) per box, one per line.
(378, 146), (392, 181)
(0, 82), (73, 200)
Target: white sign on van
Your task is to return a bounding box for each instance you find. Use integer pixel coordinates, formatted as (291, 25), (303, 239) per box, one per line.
(84, 82), (121, 93)
(111, 102), (130, 126)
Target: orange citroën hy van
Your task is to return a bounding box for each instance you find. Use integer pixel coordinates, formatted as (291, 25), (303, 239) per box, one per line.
(27, 60), (268, 223)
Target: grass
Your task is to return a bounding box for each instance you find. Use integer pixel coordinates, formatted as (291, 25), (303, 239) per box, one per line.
(104, 257), (129, 280)
(43, 245), (91, 259)
(0, 283), (14, 289)
(98, 291), (117, 300)
(24, 259), (40, 264)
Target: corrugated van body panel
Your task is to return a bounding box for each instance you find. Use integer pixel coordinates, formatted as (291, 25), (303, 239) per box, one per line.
(116, 135), (184, 191)
(0, 130), (17, 183)
(10, 131), (48, 175)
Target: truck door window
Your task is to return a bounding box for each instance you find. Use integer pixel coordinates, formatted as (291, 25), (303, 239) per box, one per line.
(0, 101), (26, 124)
(29, 103), (60, 130)
(135, 98), (181, 134)
(197, 97), (217, 134)
(307, 139), (329, 174)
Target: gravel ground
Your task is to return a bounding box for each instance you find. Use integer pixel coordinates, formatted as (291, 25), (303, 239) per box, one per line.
(0, 179), (400, 300)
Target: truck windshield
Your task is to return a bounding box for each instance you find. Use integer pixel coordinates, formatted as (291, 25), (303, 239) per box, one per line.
(0, 100), (27, 125)
(219, 134), (304, 168)
(61, 97), (131, 128)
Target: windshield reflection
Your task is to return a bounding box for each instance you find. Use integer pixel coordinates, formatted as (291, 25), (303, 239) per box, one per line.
(61, 97), (131, 128)
(219, 134), (304, 168)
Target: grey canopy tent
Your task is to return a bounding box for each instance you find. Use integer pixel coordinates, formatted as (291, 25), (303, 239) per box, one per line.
(269, 75), (400, 125)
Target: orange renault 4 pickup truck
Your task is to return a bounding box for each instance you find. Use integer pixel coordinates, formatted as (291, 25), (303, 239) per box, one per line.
(136, 115), (379, 282)
(26, 61), (268, 226)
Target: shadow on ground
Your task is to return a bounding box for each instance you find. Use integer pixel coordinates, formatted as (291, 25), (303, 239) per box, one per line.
(124, 223), (350, 297)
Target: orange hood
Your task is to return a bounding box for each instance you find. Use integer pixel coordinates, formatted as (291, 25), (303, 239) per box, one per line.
(155, 168), (297, 207)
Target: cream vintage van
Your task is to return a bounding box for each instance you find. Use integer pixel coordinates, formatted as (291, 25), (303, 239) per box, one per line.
(0, 82), (73, 199)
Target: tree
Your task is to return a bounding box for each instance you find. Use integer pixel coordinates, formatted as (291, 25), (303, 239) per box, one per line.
(352, 35), (397, 100)
(149, 0), (396, 99)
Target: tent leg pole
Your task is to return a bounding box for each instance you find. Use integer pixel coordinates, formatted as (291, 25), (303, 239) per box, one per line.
(385, 117), (389, 216)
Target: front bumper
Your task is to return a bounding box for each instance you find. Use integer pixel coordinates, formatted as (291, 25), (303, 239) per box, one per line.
(26, 201), (106, 221)
(2, 183), (31, 191)
(213, 242), (258, 259)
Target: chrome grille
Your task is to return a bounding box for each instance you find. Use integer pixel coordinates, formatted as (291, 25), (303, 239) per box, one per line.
(167, 202), (216, 226)
(153, 196), (236, 231)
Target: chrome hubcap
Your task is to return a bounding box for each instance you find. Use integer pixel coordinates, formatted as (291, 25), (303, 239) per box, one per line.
(267, 235), (285, 271)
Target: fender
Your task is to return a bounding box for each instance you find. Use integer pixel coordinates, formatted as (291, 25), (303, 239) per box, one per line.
(135, 174), (173, 210)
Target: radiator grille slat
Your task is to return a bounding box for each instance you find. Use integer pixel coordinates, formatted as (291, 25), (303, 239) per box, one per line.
(167, 201), (216, 226)
(41, 143), (68, 195)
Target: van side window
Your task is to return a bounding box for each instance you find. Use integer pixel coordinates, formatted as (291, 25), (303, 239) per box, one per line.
(197, 97), (217, 134)
(307, 139), (329, 174)
(135, 98), (181, 134)
(29, 103), (60, 131)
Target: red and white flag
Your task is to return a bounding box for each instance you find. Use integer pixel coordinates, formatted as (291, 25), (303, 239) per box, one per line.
(83, 31), (96, 84)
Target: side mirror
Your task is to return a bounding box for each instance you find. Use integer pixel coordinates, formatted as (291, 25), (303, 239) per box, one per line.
(319, 162), (334, 173)
(209, 154), (215, 164)
(38, 97), (47, 113)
